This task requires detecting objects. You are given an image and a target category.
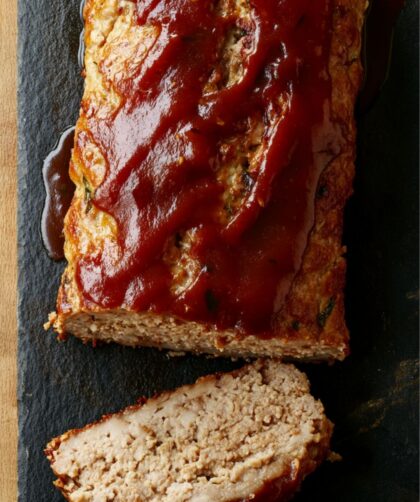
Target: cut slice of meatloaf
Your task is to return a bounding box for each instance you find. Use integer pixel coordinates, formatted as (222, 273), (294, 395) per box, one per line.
(45, 360), (333, 502)
(48, 0), (367, 361)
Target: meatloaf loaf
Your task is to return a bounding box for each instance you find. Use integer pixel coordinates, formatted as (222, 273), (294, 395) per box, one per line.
(46, 359), (333, 501)
(48, 0), (367, 361)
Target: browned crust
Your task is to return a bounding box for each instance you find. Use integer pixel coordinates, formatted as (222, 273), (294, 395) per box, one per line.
(50, 0), (367, 361)
(275, 0), (367, 353)
(241, 431), (333, 502)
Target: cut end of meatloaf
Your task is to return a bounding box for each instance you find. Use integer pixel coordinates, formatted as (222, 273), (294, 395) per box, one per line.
(47, 0), (367, 361)
(46, 359), (333, 502)
(50, 308), (348, 362)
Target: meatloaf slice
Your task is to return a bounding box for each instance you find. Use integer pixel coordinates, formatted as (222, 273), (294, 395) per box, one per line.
(48, 0), (367, 361)
(46, 360), (333, 502)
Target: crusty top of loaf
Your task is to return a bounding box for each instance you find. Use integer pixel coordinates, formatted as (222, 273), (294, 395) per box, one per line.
(51, 0), (367, 360)
(46, 360), (332, 501)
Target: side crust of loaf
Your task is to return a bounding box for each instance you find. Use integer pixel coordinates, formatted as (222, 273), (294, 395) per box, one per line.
(45, 360), (333, 502)
(48, 0), (367, 361)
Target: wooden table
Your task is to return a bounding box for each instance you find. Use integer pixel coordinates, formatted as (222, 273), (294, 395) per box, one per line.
(0, 0), (18, 500)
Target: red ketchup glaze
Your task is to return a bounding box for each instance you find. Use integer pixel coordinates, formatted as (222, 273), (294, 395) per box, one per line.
(76, 0), (340, 335)
(42, 127), (76, 261)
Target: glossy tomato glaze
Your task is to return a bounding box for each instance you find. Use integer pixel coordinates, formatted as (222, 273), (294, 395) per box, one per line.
(42, 127), (76, 261)
(76, 0), (342, 336)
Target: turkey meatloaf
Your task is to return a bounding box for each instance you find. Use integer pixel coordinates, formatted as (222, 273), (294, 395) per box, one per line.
(46, 360), (333, 501)
(48, 0), (367, 360)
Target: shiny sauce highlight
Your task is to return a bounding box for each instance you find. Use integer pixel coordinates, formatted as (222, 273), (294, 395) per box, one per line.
(42, 127), (75, 261)
(77, 0), (338, 334)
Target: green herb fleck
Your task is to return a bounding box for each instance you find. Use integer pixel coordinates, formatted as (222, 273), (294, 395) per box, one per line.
(205, 290), (219, 313)
(291, 320), (300, 331)
(316, 184), (329, 199)
(224, 203), (233, 216)
(83, 176), (93, 213)
(242, 171), (254, 190)
(317, 298), (335, 328)
(175, 232), (182, 248)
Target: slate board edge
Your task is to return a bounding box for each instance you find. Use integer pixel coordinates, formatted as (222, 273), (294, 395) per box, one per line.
(17, 1), (30, 499)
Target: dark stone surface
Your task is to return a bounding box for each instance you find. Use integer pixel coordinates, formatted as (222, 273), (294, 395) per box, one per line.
(18, 1), (419, 500)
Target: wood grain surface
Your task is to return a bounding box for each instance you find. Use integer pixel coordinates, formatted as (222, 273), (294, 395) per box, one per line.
(0, 0), (18, 500)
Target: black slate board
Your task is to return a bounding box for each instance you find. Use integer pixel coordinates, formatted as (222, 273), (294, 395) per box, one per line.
(18, 1), (419, 500)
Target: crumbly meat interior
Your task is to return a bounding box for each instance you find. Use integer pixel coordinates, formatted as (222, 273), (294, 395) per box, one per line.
(46, 360), (332, 502)
(49, 0), (367, 361)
